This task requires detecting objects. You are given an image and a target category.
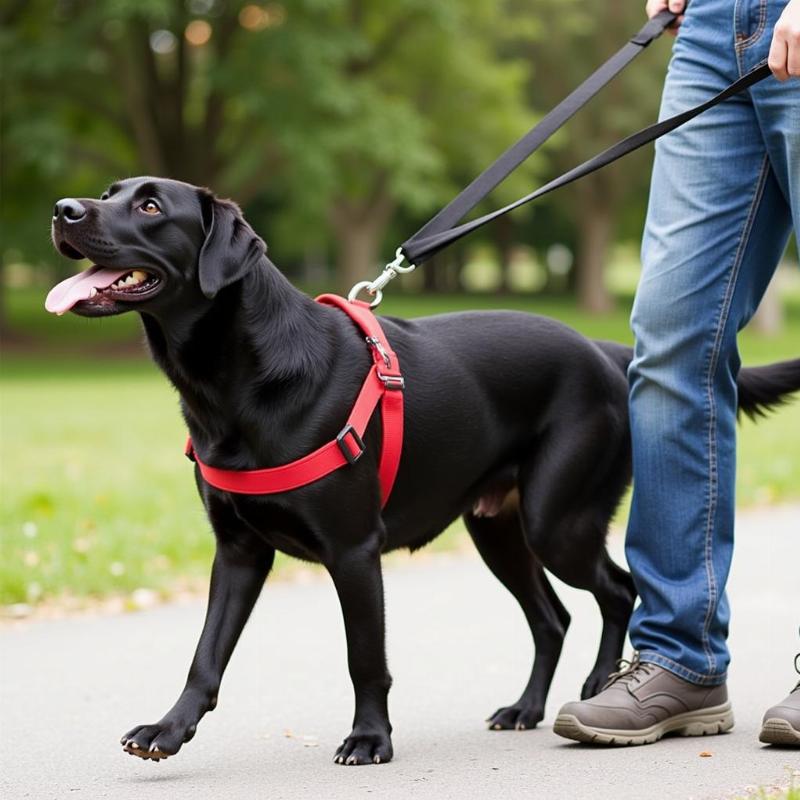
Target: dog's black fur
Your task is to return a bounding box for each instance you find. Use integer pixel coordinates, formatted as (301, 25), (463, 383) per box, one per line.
(50, 177), (800, 765)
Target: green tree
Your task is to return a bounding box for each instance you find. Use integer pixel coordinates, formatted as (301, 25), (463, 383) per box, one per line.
(291, 0), (541, 290)
(509, 0), (672, 312)
(1, 0), (541, 294)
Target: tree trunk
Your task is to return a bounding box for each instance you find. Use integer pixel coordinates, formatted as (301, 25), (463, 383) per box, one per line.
(333, 218), (385, 293)
(423, 252), (457, 292)
(574, 183), (615, 314)
(330, 183), (395, 295)
(422, 257), (438, 292)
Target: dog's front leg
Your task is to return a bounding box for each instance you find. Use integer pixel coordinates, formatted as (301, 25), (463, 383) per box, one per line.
(121, 540), (274, 761)
(328, 538), (393, 766)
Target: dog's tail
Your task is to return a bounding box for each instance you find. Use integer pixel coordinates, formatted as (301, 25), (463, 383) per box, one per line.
(593, 340), (800, 421)
(736, 358), (800, 420)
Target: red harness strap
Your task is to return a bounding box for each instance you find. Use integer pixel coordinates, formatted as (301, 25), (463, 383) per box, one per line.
(184, 294), (404, 508)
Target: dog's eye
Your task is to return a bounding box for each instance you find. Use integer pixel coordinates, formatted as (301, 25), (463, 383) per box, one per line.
(139, 199), (161, 216)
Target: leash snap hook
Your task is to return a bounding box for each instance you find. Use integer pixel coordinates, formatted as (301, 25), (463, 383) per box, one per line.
(347, 248), (416, 307)
(385, 247), (416, 275)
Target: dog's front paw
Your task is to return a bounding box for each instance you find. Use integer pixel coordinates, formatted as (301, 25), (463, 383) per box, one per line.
(486, 702), (544, 731)
(120, 719), (197, 762)
(333, 729), (393, 766)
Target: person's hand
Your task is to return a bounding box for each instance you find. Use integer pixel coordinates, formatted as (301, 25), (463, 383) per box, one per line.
(768, 0), (800, 80)
(645, 0), (686, 36)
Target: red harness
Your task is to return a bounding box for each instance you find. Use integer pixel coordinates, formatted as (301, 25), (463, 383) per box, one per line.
(184, 294), (404, 508)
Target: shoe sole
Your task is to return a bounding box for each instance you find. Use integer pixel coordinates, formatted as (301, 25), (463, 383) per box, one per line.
(759, 718), (800, 746)
(553, 702), (734, 746)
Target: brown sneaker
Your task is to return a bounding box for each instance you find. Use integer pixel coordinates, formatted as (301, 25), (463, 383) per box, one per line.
(553, 653), (734, 745)
(759, 654), (800, 746)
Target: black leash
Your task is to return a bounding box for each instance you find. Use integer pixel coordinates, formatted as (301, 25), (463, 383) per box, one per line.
(397, 10), (771, 267)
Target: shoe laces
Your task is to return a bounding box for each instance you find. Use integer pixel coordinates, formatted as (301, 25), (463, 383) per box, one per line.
(793, 652), (800, 693)
(601, 651), (658, 691)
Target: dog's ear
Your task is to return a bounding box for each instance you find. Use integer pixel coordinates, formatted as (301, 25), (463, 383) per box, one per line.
(197, 191), (267, 299)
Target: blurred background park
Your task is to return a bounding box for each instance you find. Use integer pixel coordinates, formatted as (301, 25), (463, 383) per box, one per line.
(1, 0), (798, 614)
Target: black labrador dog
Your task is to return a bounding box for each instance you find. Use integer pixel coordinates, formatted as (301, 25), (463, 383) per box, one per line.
(47, 177), (800, 765)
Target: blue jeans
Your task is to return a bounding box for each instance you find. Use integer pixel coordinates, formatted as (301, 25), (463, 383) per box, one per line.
(626, 0), (799, 685)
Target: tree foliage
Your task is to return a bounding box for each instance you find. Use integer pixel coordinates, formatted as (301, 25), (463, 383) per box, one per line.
(2, 0), (674, 305)
(506, 0), (672, 309)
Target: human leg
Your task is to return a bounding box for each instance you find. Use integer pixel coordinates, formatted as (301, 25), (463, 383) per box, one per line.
(625, 0), (794, 686)
(554, 0), (796, 744)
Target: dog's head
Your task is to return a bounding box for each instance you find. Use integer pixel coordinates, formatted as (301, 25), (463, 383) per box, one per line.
(46, 177), (266, 317)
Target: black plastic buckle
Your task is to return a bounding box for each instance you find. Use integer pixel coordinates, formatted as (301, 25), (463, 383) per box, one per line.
(336, 424), (366, 465)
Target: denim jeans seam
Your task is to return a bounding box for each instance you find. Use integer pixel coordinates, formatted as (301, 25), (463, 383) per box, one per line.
(699, 152), (771, 675)
(735, 0), (767, 53)
(638, 652), (727, 686)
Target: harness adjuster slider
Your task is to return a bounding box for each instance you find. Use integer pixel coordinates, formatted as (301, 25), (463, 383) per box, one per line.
(336, 424), (366, 465)
(377, 372), (405, 390)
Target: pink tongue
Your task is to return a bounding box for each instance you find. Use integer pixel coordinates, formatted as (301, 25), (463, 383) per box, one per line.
(45, 266), (131, 315)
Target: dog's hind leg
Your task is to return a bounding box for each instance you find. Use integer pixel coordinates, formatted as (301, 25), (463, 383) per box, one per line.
(516, 415), (636, 700)
(464, 505), (570, 730)
(578, 550), (636, 697)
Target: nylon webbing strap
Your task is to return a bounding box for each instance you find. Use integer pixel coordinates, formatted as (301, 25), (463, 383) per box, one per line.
(400, 10), (771, 265)
(404, 10), (677, 256)
(402, 61), (771, 264)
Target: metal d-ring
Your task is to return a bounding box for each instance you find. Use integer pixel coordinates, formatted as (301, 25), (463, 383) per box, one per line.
(348, 280), (383, 307)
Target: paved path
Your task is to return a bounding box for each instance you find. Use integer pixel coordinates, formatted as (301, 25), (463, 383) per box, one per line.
(2, 506), (798, 800)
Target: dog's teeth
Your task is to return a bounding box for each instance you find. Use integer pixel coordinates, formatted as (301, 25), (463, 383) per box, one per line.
(89, 288), (98, 297)
(131, 270), (147, 283)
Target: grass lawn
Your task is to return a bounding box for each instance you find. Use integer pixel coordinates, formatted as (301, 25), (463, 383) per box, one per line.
(2, 287), (799, 608)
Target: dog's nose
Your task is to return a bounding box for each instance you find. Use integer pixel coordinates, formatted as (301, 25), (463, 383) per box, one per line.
(53, 198), (87, 223)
